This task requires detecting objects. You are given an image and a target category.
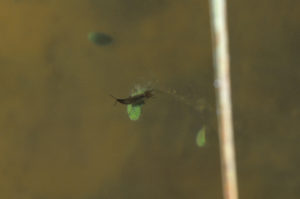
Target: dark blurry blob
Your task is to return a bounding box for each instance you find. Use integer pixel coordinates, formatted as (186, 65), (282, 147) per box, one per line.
(88, 32), (113, 46)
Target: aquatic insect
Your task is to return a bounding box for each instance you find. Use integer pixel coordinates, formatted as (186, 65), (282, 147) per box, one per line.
(110, 89), (154, 106)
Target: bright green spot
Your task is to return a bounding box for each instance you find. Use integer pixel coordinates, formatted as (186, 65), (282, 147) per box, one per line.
(127, 104), (142, 121)
(196, 127), (206, 147)
(126, 87), (146, 121)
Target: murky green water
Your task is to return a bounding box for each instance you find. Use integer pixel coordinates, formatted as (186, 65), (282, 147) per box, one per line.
(0, 0), (299, 199)
(229, 1), (300, 198)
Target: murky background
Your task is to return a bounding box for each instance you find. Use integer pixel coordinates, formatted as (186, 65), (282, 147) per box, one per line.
(0, 0), (299, 199)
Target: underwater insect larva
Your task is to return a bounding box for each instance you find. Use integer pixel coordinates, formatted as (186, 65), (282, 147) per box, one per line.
(110, 89), (154, 106)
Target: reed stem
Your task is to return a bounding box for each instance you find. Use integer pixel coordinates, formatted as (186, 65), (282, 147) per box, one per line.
(208, 0), (239, 199)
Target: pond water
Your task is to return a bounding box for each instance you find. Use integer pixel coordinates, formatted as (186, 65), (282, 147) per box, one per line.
(0, 0), (299, 199)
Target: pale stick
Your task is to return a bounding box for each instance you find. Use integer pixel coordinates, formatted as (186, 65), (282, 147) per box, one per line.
(209, 0), (239, 199)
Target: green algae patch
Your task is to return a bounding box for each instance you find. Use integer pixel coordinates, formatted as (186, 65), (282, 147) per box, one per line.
(196, 127), (206, 147)
(127, 104), (142, 121)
